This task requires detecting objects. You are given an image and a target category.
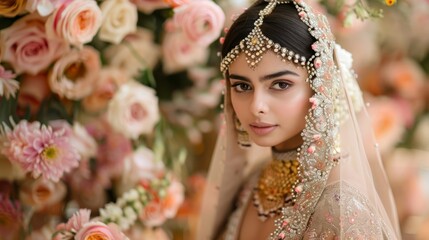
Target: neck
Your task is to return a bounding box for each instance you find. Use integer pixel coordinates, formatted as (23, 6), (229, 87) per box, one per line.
(271, 147), (298, 161)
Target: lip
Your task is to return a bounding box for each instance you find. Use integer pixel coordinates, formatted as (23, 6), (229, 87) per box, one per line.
(249, 122), (278, 136)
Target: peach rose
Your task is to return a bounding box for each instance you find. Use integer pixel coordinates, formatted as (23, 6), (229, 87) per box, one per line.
(49, 46), (101, 100)
(104, 28), (160, 77)
(164, 0), (189, 8)
(0, 0), (27, 17)
(381, 58), (426, 99)
(366, 96), (406, 154)
(173, 0), (225, 46)
(0, 14), (69, 75)
(162, 179), (184, 218)
(75, 222), (128, 240)
(19, 177), (66, 210)
(139, 199), (167, 227)
(99, 0), (138, 44)
(106, 81), (160, 139)
(82, 67), (128, 113)
(130, 0), (168, 14)
(162, 28), (209, 74)
(139, 179), (184, 227)
(17, 73), (51, 117)
(45, 0), (102, 47)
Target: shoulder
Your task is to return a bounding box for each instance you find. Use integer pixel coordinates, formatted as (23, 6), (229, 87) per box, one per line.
(303, 182), (389, 239)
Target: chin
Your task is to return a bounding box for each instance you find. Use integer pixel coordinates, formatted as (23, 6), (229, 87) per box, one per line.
(249, 137), (281, 148)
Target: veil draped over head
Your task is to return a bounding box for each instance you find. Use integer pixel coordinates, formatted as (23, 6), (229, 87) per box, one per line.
(197, 0), (401, 239)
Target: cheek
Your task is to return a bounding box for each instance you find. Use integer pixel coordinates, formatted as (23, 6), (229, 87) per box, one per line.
(277, 89), (312, 123)
(230, 94), (244, 117)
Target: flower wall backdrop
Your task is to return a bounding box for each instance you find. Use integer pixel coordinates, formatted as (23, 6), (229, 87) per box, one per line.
(0, 0), (226, 239)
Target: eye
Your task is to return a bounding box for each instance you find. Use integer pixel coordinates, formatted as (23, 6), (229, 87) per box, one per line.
(231, 82), (253, 92)
(271, 81), (291, 90)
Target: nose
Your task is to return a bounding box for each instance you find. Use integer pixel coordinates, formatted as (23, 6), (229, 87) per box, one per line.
(250, 90), (269, 116)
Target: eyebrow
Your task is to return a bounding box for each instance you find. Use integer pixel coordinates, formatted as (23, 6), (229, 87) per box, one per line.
(228, 70), (299, 82)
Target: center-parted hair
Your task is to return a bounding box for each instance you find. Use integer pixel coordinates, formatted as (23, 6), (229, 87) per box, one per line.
(221, 0), (316, 61)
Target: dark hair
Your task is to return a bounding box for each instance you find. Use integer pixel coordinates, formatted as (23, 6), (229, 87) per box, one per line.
(221, 0), (315, 60)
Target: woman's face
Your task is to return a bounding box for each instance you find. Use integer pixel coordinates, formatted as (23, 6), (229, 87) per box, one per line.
(228, 51), (313, 151)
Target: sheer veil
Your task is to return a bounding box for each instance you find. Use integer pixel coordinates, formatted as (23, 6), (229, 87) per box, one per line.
(196, 1), (401, 239)
(334, 44), (400, 238)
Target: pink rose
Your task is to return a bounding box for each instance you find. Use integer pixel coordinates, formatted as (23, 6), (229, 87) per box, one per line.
(75, 222), (128, 240)
(0, 13), (69, 75)
(49, 46), (101, 100)
(173, 0), (225, 46)
(162, 28), (209, 73)
(17, 73), (51, 117)
(130, 0), (168, 14)
(82, 67), (128, 113)
(107, 81), (160, 139)
(45, 0), (102, 46)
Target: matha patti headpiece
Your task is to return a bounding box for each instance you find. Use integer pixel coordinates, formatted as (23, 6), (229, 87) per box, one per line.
(221, 1), (344, 239)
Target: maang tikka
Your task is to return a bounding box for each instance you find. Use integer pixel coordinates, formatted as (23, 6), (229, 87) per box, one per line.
(220, 0), (342, 239)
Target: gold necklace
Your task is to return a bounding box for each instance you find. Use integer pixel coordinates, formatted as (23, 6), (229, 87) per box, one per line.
(252, 149), (300, 221)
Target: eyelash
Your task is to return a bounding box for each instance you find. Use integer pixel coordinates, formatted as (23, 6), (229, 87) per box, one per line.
(230, 81), (292, 92)
(271, 81), (291, 90)
(231, 82), (252, 92)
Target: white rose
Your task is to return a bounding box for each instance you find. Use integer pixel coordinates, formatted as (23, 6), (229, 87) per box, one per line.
(99, 0), (138, 44)
(104, 28), (160, 77)
(117, 147), (165, 194)
(107, 80), (160, 139)
(71, 123), (98, 160)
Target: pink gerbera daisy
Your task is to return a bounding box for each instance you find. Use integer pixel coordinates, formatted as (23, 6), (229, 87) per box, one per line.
(2, 120), (81, 182)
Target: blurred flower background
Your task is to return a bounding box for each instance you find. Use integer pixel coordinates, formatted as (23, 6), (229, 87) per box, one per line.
(0, 0), (428, 239)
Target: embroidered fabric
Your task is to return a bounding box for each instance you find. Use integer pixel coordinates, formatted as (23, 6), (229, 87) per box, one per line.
(304, 181), (391, 240)
(222, 179), (392, 240)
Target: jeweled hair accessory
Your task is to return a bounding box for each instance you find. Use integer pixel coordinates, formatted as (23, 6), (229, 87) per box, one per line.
(222, 0), (342, 239)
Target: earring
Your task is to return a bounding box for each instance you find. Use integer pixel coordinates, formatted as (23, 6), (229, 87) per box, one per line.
(234, 114), (251, 147)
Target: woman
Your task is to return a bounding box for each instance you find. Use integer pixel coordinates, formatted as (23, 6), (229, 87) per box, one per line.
(197, 0), (401, 239)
